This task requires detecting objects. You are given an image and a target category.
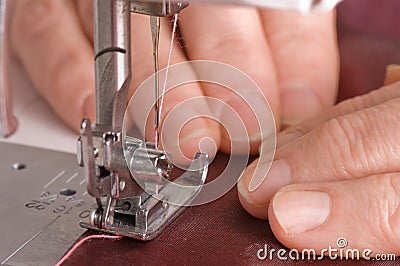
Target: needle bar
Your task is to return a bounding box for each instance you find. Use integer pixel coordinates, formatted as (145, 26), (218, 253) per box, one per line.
(150, 16), (161, 148)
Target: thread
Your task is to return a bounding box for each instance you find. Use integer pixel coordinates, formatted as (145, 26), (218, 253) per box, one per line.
(156, 13), (179, 148)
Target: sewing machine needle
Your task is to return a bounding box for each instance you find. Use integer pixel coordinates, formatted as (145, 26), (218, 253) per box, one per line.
(150, 16), (161, 149)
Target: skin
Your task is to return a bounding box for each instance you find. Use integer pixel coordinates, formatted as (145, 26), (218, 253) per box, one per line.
(14, 0), (400, 257)
(10, 0), (338, 157)
(237, 24), (400, 257)
(238, 82), (400, 255)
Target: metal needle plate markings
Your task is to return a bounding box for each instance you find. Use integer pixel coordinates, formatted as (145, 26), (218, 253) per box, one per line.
(0, 142), (94, 266)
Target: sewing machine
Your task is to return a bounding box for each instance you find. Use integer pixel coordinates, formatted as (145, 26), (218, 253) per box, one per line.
(0, 0), (341, 264)
(76, 0), (346, 241)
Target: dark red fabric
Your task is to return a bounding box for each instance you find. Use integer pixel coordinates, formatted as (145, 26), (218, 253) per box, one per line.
(338, 0), (400, 43)
(64, 189), (396, 265)
(337, 0), (400, 100)
(62, 2), (400, 265)
(62, 154), (398, 265)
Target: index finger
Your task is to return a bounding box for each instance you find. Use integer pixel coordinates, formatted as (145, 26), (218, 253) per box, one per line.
(11, 0), (95, 131)
(261, 9), (339, 125)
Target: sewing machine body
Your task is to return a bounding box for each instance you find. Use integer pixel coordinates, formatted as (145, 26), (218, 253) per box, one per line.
(0, 2), (343, 264)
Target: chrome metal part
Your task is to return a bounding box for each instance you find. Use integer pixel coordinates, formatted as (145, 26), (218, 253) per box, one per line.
(78, 0), (207, 241)
(130, 0), (189, 16)
(80, 152), (208, 240)
(0, 142), (93, 266)
(78, 115), (209, 240)
(150, 15), (161, 147)
(94, 0), (131, 129)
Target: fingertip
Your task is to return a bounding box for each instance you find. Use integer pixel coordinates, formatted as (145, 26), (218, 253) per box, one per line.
(219, 92), (277, 155)
(270, 190), (331, 234)
(280, 86), (325, 126)
(162, 117), (221, 167)
(262, 9), (338, 126)
(179, 118), (220, 160)
(59, 90), (95, 133)
(238, 158), (292, 210)
(237, 178), (269, 220)
(83, 92), (96, 122)
(267, 188), (333, 251)
(179, 5), (281, 153)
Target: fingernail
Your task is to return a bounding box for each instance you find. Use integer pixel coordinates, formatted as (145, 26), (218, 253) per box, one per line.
(272, 191), (330, 234)
(280, 87), (323, 126)
(384, 64), (400, 85)
(277, 130), (303, 147)
(162, 116), (220, 166)
(220, 92), (275, 145)
(178, 118), (217, 150)
(238, 159), (292, 207)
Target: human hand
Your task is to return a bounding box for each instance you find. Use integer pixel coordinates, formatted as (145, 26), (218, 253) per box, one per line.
(238, 81), (400, 255)
(11, 0), (338, 160)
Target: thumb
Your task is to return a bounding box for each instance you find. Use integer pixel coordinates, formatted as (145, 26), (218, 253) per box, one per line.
(268, 174), (400, 257)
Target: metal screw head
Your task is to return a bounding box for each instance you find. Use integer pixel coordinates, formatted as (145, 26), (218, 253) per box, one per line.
(12, 163), (26, 171)
(89, 209), (102, 228)
(119, 180), (126, 191)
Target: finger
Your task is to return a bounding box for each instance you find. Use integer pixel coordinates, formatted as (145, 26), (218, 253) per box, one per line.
(128, 14), (221, 164)
(74, 0), (93, 43)
(11, 0), (95, 131)
(261, 9), (339, 125)
(238, 95), (400, 219)
(179, 5), (281, 154)
(268, 175), (400, 256)
(384, 65), (400, 85)
(278, 82), (400, 147)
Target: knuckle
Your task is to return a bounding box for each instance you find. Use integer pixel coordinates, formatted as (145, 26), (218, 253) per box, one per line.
(193, 12), (264, 61)
(319, 115), (361, 179)
(366, 102), (400, 172)
(320, 107), (394, 180)
(207, 29), (249, 51)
